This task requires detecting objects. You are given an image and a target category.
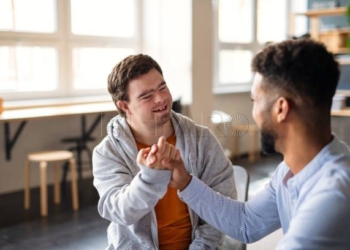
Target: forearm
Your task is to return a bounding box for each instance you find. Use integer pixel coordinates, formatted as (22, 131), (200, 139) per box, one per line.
(93, 146), (172, 225)
(179, 176), (280, 243)
(98, 167), (171, 225)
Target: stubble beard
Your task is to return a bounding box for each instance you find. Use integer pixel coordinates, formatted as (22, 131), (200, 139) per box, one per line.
(260, 128), (278, 155)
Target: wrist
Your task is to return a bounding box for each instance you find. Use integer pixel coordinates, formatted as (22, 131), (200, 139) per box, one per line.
(179, 174), (192, 191)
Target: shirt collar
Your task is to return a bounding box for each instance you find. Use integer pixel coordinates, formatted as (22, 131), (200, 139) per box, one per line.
(283, 134), (348, 190)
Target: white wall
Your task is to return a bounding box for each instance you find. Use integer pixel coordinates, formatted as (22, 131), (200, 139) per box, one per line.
(143, 0), (192, 104)
(0, 0), (257, 195)
(0, 113), (113, 195)
(191, 0), (255, 154)
(191, 0), (214, 125)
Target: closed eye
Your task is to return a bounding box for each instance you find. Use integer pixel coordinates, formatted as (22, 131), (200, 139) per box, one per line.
(158, 82), (167, 91)
(142, 95), (151, 100)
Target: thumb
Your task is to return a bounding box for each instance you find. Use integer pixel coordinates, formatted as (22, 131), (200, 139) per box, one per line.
(150, 144), (158, 154)
(137, 147), (151, 164)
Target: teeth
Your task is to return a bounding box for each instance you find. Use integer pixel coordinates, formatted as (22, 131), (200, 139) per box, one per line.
(155, 106), (166, 112)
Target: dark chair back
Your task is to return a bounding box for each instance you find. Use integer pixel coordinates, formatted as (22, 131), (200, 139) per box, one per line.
(172, 99), (182, 113)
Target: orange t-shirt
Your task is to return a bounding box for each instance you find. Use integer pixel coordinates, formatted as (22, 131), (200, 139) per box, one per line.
(136, 135), (192, 250)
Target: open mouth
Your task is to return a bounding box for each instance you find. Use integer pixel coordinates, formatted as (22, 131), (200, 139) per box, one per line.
(153, 104), (167, 113)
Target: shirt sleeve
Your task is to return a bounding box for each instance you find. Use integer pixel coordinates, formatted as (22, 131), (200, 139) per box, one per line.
(179, 174), (281, 243)
(93, 139), (171, 226)
(188, 128), (236, 249)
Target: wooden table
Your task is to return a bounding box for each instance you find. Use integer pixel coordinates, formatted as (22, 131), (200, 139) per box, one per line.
(0, 102), (116, 161)
(331, 108), (350, 117)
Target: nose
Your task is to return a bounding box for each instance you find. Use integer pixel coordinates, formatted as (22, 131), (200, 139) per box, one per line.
(154, 91), (164, 103)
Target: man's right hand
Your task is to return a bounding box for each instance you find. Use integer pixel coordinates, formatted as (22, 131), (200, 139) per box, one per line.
(137, 137), (192, 191)
(136, 136), (180, 170)
(162, 158), (192, 191)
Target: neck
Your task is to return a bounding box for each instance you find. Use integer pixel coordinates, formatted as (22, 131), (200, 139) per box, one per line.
(282, 125), (332, 175)
(129, 120), (174, 146)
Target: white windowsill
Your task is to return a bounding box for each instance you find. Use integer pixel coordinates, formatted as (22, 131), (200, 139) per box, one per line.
(3, 95), (112, 110)
(213, 84), (252, 94)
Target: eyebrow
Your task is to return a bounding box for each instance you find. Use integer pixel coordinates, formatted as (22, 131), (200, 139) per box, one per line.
(137, 81), (166, 99)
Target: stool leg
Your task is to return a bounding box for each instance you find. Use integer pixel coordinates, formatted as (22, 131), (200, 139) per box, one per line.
(24, 160), (31, 210)
(76, 145), (83, 180)
(232, 136), (239, 160)
(255, 129), (260, 161)
(69, 158), (79, 211)
(248, 128), (255, 162)
(249, 126), (259, 163)
(40, 161), (48, 216)
(249, 128), (255, 163)
(54, 162), (61, 204)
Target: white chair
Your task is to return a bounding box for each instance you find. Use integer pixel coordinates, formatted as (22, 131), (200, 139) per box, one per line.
(222, 165), (250, 250)
(233, 165), (249, 203)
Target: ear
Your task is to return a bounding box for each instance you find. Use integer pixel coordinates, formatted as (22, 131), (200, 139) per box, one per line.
(274, 97), (290, 123)
(117, 100), (131, 114)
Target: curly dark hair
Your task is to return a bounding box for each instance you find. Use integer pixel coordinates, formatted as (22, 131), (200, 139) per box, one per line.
(252, 39), (340, 113)
(108, 54), (163, 117)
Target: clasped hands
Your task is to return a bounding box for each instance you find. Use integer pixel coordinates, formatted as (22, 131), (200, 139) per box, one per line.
(136, 136), (191, 191)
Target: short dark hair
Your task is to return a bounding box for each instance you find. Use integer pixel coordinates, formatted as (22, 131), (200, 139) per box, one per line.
(252, 39), (340, 111)
(108, 54), (163, 117)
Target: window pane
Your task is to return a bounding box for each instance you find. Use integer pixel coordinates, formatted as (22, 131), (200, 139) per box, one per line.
(219, 50), (252, 84)
(71, 0), (135, 37)
(219, 0), (253, 43)
(257, 0), (287, 44)
(0, 0), (55, 33)
(72, 48), (134, 89)
(0, 46), (58, 92)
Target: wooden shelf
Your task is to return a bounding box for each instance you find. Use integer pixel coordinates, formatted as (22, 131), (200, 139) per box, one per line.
(331, 47), (349, 54)
(331, 107), (350, 117)
(319, 28), (350, 35)
(291, 7), (349, 55)
(295, 7), (347, 17)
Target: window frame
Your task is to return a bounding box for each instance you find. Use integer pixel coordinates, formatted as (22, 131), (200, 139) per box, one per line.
(0, 0), (141, 101)
(212, 0), (291, 94)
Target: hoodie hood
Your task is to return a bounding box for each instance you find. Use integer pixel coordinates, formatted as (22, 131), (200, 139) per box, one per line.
(106, 111), (199, 168)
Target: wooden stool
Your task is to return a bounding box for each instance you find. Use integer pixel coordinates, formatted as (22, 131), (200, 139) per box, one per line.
(231, 124), (260, 163)
(24, 151), (79, 217)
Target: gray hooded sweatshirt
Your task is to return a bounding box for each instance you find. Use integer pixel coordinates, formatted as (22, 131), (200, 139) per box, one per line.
(92, 111), (236, 249)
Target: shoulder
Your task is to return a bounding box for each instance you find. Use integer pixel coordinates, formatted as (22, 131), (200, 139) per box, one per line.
(93, 136), (117, 158)
(316, 158), (350, 196)
(171, 111), (214, 139)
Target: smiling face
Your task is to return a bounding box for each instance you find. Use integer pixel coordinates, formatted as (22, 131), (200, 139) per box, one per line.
(117, 68), (173, 133)
(251, 73), (279, 155)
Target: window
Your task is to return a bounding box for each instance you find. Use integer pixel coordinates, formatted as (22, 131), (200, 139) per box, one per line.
(142, 0), (192, 104)
(0, 0), (139, 101)
(213, 0), (289, 93)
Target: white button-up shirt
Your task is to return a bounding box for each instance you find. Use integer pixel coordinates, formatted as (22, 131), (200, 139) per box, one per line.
(179, 135), (350, 249)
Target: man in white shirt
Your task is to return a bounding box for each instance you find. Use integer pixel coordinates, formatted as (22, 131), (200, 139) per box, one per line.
(138, 39), (350, 249)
